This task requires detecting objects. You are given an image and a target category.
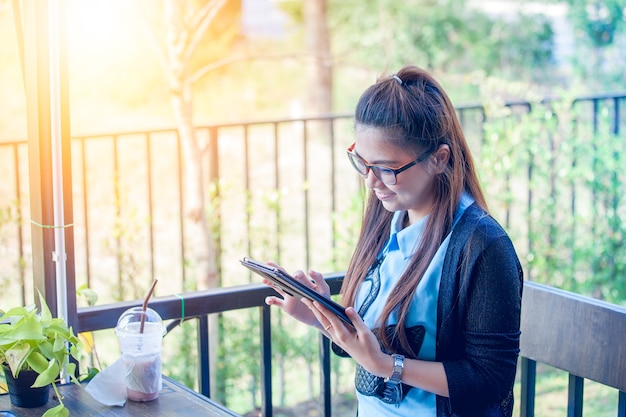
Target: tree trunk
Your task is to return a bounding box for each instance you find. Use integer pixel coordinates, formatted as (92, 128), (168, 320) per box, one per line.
(304, 0), (332, 116)
(303, 1), (333, 403)
(164, 0), (220, 400)
(165, 0), (218, 293)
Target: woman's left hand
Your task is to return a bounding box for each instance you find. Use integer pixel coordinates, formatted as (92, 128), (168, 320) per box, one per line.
(304, 300), (391, 378)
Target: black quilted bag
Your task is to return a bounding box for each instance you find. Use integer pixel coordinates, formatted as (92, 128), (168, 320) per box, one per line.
(333, 325), (425, 403)
(331, 255), (425, 404)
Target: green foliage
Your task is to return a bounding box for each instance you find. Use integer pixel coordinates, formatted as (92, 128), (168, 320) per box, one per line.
(329, 188), (366, 271)
(162, 319), (197, 390)
(568, 0), (625, 47)
(0, 292), (84, 417)
(218, 310), (262, 411)
(565, 0), (626, 90)
(513, 364), (621, 416)
(328, 0), (555, 81)
(575, 111), (626, 301)
(0, 200), (24, 300)
(479, 83), (626, 304)
(104, 202), (150, 301)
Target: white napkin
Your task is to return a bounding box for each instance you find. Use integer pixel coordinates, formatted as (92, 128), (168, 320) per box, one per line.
(85, 358), (128, 407)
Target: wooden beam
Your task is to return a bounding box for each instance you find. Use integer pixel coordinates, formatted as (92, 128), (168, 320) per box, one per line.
(22, 0), (76, 325)
(520, 281), (626, 392)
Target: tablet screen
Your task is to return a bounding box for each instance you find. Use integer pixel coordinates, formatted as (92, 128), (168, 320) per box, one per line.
(240, 257), (354, 329)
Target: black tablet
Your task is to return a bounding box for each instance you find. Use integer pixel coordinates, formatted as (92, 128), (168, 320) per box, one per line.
(240, 257), (354, 329)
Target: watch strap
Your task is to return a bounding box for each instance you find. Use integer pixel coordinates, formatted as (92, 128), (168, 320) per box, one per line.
(385, 353), (404, 384)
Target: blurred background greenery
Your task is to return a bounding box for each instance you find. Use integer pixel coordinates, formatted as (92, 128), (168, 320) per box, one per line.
(1, 0), (624, 141)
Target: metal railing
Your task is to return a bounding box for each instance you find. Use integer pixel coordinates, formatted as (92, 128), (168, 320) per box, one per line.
(74, 277), (626, 417)
(1, 93), (625, 304)
(0, 92), (626, 301)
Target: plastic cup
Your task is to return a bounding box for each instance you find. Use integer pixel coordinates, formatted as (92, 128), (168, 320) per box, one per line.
(115, 307), (165, 401)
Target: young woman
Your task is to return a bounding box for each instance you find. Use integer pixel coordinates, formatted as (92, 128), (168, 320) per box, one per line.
(264, 65), (523, 416)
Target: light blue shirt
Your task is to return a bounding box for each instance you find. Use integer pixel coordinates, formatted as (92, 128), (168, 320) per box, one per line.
(354, 193), (473, 416)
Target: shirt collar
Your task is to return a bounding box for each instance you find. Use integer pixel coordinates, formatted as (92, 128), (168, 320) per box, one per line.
(383, 192), (475, 260)
(384, 211), (428, 260)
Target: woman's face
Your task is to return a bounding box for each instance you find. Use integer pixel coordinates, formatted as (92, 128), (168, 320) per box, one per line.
(353, 126), (436, 224)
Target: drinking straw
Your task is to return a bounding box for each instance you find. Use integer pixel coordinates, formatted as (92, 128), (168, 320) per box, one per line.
(139, 279), (158, 333)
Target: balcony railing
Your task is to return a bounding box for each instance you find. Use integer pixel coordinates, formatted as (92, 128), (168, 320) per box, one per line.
(1, 92), (625, 308)
(75, 277), (626, 417)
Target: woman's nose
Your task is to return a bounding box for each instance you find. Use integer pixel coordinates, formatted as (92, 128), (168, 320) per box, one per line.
(364, 169), (382, 188)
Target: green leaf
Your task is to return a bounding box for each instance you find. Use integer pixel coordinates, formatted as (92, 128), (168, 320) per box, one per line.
(5, 342), (31, 375)
(26, 350), (49, 374)
(53, 333), (67, 353)
(79, 367), (100, 382)
(0, 306), (31, 321)
(37, 291), (53, 324)
(66, 362), (81, 385)
(4, 318), (46, 341)
(42, 404), (69, 417)
(38, 340), (54, 358)
(77, 285), (98, 306)
(32, 361), (59, 388)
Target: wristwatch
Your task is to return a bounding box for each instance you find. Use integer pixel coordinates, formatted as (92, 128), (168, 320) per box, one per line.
(384, 353), (405, 384)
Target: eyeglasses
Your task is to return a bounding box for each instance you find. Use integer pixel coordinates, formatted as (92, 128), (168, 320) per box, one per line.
(346, 143), (431, 185)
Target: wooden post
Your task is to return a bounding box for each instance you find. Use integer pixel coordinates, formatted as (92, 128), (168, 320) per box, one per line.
(21, 0), (76, 326)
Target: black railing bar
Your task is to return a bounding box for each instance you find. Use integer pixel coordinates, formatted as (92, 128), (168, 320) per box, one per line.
(592, 98), (600, 133)
(329, 120), (337, 268)
(456, 107), (466, 126)
(78, 138), (91, 287)
(112, 135), (123, 295)
(198, 314), (210, 398)
(3, 92), (625, 146)
(456, 91), (626, 110)
(175, 130), (186, 289)
(61, 114), (354, 142)
(455, 93), (626, 116)
(526, 139), (534, 280)
(303, 120), (310, 269)
(165, 317), (183, 334)
(571, 91), (626, 102)
(319, 334), (331, 417)
(520, 357), (536, 417)
(77, 284), (271, 333)
(614, 97), (620, 135)
(618, 390), (625, 417)
(12, 143), (26, 306)
(0, 92), (617, 147)
(567, 374), (584, 417)
(214, 113), (354, 130)
(273, 122), (281, 262)
(479, 106), (487, 147)
(146, 133), (156, 283)
(208, 126), (222, 289)
(76, 274), (345, 333)
(260, 304), (273, 417)
(243, 125), (252, 263)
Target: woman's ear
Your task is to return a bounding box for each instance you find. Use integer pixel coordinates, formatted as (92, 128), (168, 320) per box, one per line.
(431, 144), (450, 174)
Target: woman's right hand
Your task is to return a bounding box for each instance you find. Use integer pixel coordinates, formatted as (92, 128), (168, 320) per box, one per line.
(263, 264), (328, 328)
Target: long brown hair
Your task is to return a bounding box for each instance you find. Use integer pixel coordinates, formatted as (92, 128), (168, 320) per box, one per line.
(341, 66), (487, 355)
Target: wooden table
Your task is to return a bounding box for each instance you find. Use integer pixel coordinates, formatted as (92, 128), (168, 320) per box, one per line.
(0, 376), (241, 416)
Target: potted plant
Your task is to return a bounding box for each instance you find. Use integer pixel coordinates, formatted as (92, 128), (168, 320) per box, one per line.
(0, 291), (83, 417)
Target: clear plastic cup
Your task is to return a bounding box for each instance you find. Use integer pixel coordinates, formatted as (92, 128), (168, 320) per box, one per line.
(115, 307), (165, 401)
